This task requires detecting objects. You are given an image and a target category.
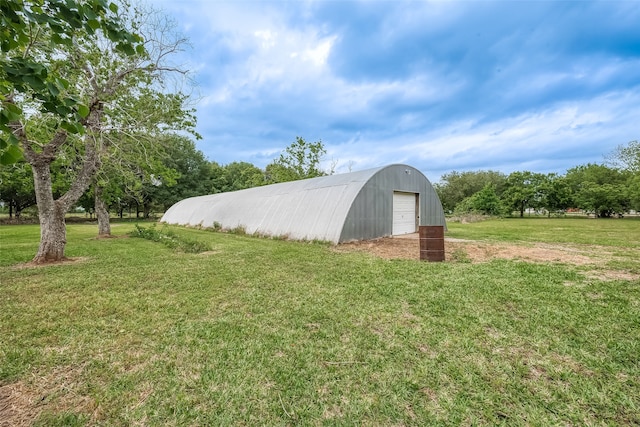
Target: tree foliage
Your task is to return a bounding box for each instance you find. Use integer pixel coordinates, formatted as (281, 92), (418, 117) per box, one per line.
(454, 183), (504, 216)
(266, 137), (329, 183)
(435, 170), (506, 212)
(606, 140), (640, 213)
(1, 0), (196, 262)
(606, 140), (640, 174)
(138, 134), (211, 213)
(536, 173), (572, 217)
(628, 174), (640, 212)
(218, 161), (265, 192)
(0, 0), (144, 163)
(0, 161), (35, 217)
(500, 171), (547, 217)
(565, 164), (630, 217)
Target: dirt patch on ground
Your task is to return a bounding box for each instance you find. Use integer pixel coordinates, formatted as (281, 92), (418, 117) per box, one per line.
(10, 257), (91, 270)
(334, 234), (640, 281)
(0, 365), (97, 427)
(0, 381), (35, 427)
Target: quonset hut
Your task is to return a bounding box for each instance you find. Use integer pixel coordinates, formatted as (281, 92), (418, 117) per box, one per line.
(160, 164), (446, 244)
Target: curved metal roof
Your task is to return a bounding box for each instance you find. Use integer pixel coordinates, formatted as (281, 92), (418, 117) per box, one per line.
(160, 164), (445, 243)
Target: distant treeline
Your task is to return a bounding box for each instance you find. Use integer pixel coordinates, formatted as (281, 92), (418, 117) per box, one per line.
(0, 136), (329, 219)
(2, 139), (638, 220)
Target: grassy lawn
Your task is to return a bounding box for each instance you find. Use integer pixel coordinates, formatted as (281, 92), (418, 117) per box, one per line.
(1, 219), (639, 426)
(446, 215), (640, 247)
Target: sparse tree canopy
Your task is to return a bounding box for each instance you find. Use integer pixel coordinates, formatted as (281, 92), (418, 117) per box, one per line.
(266, 137), (329, 184)
(607, 140), (640, 174)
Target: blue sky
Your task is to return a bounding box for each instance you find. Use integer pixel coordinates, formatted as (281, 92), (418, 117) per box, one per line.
(154, 0), (640, 181)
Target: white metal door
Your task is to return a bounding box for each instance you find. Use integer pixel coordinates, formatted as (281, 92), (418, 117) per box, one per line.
(392, 192), (417, 235)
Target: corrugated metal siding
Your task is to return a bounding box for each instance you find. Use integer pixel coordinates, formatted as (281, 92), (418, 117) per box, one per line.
(339, 165), (445, 242)
(160, 164), (446, 243)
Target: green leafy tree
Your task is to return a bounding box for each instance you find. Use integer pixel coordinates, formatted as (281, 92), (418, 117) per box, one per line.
(1, 0), (195, 262)
(137, 134), (213, 212)
(0, 161), (35, 218)
(0, 132), (83, 219)
(1, 0), (144, 163)
(266, 137), (329, 184)
(566, 164), (630, 217)
(208, 161), (227, 193)
(606, 140), (640, 213)
(435, 170), (506, 212)
(103, 138), (181, 221)
(206, 161), (265, 194)
(574, 182), (628, 218)
(628, 174), (640, 212)
(454, 183), (504, 216)
(221, 161), (265, 192)
(537, 173), (572, 217)
(92, 130), (189, 234)
(501, 171), (546, 217)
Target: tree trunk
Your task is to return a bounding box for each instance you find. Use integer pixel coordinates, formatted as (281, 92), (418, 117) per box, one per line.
(9, 201), (13, 219)
(31, 160), (68, 263)
(34, 203), (68, 262)
(23, 128), (100, 263)
(95, 184), (111, 236)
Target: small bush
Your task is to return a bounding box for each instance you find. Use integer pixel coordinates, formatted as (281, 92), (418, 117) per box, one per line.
(131, 224), (210, 253)
(228, 225), (247, 235)
(447, 213), (493, 224)
(271, 234), (290, 241)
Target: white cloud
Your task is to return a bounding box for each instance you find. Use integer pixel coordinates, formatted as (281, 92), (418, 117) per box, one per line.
(152, 0), (640, 182)
(254, 30), (277, 49)
(300, 36), (335, 66)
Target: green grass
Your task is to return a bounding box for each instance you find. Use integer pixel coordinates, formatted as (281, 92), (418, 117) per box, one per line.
(1, 219), (639, 425)
(446, 216), (640, 247)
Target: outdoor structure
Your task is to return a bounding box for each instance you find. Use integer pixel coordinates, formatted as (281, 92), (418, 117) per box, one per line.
(160, 164), (446, 243)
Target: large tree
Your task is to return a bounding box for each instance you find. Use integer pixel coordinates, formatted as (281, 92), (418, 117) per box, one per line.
(500, 171), (546, 217)
(536, 173), (572, 217)
(566, 164), (630, 217)
(0, 0), (195, 262)
(91, 129), (187, 235)
(150, 135), (215, 210)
